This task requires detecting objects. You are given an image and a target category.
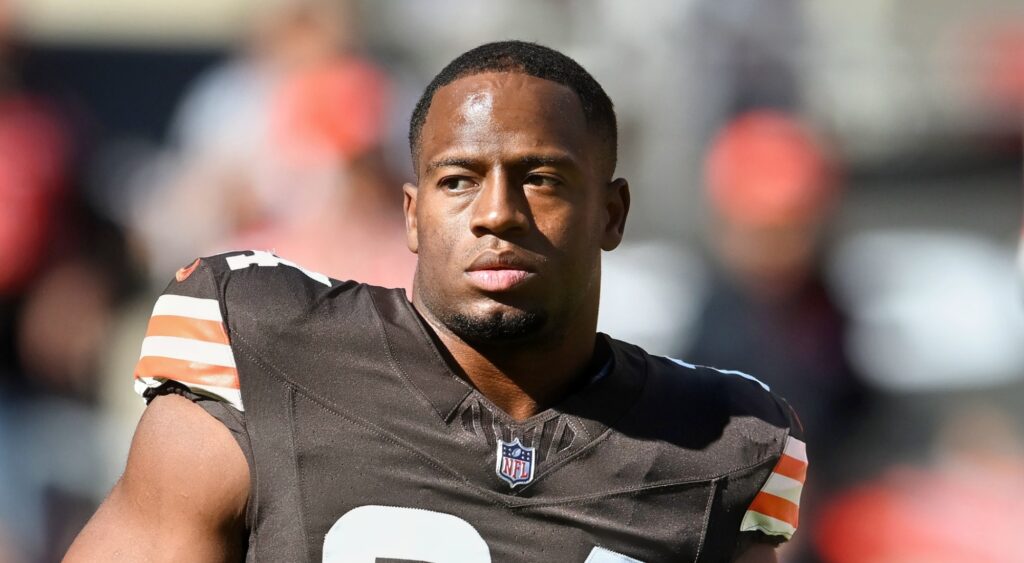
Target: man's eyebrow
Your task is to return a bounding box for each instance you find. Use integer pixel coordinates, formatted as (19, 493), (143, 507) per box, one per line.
(516, 155), (578, 169)
(423, 153), (581, 173)
(425, 157), (481, 173)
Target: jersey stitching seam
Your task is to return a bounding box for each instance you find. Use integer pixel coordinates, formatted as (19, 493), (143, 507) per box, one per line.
(241, 407), (260, 557)
(565, 414), (591, 443)
(513, 423), (617, 494)
(507, 478), (715, 509)
(396, 293), (480, 421)
(693, 477), (718, 563)
(212, 258), (262, 559)
(226, 331), (326, 557)
(286, 385), (313, 563)
(366, 289), (454, 421)
(505, 455), (779, 509)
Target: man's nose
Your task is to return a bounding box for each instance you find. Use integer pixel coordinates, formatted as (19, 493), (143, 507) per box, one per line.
(469, 172), (529, 238)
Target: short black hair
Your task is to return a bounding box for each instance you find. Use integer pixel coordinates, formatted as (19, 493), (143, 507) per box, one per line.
(409, 40), (617, 178)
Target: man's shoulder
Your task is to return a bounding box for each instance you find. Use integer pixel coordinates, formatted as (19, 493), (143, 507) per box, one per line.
(194, 250), (405, 347)
(656, 354), (795, 434)
(136, 250), (401, 411)
(608, 338), (799, 477)
(182, 249), (396, 319)
(188, 249), (339, 294)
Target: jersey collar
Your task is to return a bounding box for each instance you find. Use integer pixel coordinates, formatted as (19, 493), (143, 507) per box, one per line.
(371, 288), (645, 438)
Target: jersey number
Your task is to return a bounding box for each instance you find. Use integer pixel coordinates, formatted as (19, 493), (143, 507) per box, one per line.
(225, 250), (331, 286)
(323, 505), (490, 562)
(322, 505), (644, 563)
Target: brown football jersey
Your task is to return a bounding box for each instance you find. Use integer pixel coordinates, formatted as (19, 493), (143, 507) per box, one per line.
(135, 251), (807, 562)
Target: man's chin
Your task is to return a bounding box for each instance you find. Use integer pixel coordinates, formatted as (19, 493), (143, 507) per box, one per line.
(442, 308), (547, 344)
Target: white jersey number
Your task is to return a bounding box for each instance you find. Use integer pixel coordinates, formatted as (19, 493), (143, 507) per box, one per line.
(225, 250), (331, 286)
(322, 505), (645, 563)
(322, 505), (490, 562)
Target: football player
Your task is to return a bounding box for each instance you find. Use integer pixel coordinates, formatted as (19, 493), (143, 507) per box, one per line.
(66, 41), (806, 562)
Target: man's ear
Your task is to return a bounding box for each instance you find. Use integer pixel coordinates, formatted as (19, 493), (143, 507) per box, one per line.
(403, 182), (419, 254)
(601, 178), (630, 251)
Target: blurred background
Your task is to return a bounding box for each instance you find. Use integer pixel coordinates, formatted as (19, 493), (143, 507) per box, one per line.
(0, 0), (1020, 561)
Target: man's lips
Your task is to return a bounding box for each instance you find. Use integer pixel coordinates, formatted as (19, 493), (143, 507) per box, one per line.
(466, 269), (533, 292)
(465, 253), (537, 292)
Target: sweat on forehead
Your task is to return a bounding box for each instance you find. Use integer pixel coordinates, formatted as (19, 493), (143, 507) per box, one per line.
(407, 40), (618, 175)
(436, 73), (586, 130)
(416, 73), (591, 172)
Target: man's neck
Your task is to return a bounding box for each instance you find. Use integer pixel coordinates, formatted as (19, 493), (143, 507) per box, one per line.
(415, 307), (599, 422)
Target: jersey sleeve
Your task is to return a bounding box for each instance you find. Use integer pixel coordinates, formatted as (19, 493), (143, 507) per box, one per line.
(133, 257), (244, 411)
(738, 401), (808, 543)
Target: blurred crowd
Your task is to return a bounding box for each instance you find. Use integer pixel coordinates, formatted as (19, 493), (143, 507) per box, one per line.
(0, 1), (1021, 561)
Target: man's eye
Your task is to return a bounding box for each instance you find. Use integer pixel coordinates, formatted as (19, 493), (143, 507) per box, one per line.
(440, 177), (476, 191)
(525, 175), (561, 188)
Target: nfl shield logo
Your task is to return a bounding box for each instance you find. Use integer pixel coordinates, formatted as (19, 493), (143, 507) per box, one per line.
(496, 438), (535, 487)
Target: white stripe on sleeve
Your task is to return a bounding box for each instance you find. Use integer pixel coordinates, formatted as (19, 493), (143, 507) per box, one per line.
(759, 472), (804, 505)
(151, 295), (223, 321)
(739, 511), (797, 538)
(783, 436), (807, 462)
(139, 336), (236, 367)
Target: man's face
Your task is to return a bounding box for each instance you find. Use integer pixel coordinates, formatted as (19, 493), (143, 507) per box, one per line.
(405, 72), (628, 346)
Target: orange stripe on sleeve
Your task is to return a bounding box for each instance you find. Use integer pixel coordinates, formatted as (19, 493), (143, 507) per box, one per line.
(144, 315), (230, 345)
(134, 356), (240, 389)
(773, 454), (808, 483)
(748, 491), (800, 528)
